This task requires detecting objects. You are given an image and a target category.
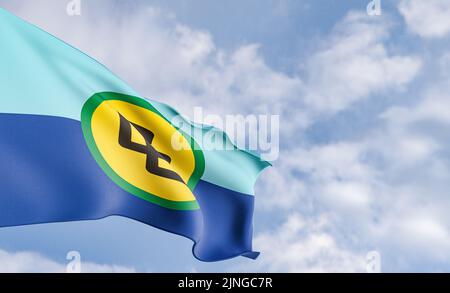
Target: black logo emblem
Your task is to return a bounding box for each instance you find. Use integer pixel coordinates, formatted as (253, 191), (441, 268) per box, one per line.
(118, 114), (184, 183)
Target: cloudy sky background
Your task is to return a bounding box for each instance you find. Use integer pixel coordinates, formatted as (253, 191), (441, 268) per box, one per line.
(0, 0), (450, 272)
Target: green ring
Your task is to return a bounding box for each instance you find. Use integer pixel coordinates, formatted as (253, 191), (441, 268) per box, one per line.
(81, 92), (205, 211)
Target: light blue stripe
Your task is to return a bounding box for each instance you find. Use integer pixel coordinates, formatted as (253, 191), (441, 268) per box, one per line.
(0, 8), (269, 195)
(0, 8), (138, 120)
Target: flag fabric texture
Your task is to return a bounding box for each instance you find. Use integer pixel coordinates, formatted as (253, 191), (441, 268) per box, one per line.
(0, 8), (269, 261)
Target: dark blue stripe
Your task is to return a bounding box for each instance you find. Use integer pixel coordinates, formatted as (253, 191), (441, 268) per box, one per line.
(0, 113), (256, 261)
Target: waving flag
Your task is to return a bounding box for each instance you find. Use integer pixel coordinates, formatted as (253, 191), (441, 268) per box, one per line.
(0, 8), (269, 261)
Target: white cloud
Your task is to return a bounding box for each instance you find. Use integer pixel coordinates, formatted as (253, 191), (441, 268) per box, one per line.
(268, 99), (450, 270)
(250, 213), (366, 272)
(248, 10), (439, 272)
(382, 87), (450, 127)
(257, 129), (450, 271)
(304, 12), (421, 115)
(0, 249), (136, 273)
(399, 0), (450, 38)
(255, 154), (306, 210)
(255, 11), (422, 211)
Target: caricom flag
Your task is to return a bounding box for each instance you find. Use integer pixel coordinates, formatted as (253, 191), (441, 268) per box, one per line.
(0, 8), (269, 261)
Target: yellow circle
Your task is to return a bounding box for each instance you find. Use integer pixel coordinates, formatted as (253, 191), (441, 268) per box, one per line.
(90, 100), (196, 202)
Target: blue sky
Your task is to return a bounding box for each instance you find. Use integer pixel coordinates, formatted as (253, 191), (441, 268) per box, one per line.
(1, 0), (450, 272)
